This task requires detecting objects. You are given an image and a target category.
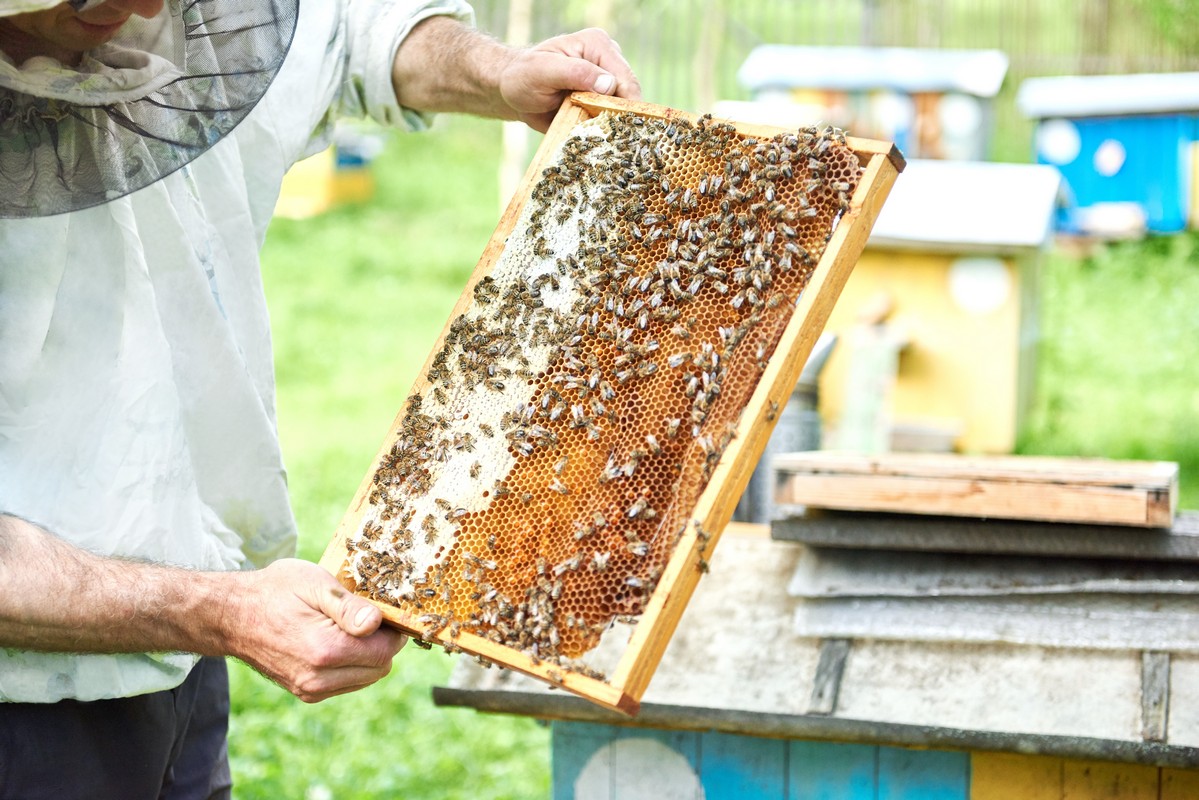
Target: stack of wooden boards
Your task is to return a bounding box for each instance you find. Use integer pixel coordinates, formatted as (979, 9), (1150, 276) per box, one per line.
(772, 451), (1186, 557)
(772, 452), (1190, 744)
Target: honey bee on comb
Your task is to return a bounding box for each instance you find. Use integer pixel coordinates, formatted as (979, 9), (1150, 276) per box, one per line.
(321, 93), (903, 714)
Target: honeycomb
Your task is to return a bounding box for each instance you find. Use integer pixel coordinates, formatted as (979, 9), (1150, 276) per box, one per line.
(344, 110), (862, 678)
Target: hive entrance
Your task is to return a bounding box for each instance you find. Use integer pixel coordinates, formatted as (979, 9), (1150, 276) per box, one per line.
(321, 93), (903, 714)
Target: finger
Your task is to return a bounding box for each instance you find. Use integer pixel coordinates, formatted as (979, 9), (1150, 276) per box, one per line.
(313, 578), (383, 638)
(548, 28), (642, 100)
(534, 50), (624, 98)
(296, 662), (395, 703)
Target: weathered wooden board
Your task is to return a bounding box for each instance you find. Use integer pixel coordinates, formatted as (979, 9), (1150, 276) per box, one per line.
(771, 509), (1199, 561)
(320, 92), (902, 714)
(774, 452), (1178, 527)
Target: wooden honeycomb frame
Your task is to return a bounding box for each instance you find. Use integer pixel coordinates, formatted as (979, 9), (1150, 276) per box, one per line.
(320, 92), (904, 715)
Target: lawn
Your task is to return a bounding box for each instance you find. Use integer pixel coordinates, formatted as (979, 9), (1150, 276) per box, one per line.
(229, 113), (1198, 798)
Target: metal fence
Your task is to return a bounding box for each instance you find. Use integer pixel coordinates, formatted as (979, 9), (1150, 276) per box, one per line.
(470, 0), (1199, 161)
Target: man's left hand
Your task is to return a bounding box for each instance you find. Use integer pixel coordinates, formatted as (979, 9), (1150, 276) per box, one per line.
(499, 27), (642, 132)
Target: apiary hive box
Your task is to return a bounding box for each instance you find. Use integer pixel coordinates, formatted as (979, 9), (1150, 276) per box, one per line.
(320, 92), (903, 714)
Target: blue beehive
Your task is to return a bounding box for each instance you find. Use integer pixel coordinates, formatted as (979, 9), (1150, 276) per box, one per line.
(1017, 72), (1199, 235)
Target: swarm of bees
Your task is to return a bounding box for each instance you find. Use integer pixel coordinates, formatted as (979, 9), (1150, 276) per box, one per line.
(345, 110), (862, 679)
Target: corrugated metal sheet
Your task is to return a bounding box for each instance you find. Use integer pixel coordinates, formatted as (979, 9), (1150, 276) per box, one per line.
(865, 159), (1061, 251)
(1018, 72), (1199, 118)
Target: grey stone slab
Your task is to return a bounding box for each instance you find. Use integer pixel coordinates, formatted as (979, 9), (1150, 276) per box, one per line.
(772, 507), (1199, 561)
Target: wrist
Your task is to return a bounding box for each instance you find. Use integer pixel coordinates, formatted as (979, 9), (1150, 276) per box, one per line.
(182, 569), (252, 659)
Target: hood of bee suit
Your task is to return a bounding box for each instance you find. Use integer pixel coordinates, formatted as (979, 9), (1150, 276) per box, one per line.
(0, 0), (298, 217)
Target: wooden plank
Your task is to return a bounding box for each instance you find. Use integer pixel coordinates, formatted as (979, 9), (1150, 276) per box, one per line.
(774, 452), (1180, 487)
(789, 740), (878, 800)
(321, 91), (902, 714)
(877, 746), (971, 800)
(807, 638), (852, 715)
(1061, 759), (1159, 800)
(1141, 652), (1171, 743)
(970, 752), (1063, 800)
(698, 731), (787, 799)
(552, 721), (614, 800)
(1161, 768), (1199, 800)
(771, 509), (1199, 562)
(774, 453), (1178, 527)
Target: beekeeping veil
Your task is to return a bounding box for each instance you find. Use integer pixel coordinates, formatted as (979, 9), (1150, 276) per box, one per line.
(0, 0), (298, 217)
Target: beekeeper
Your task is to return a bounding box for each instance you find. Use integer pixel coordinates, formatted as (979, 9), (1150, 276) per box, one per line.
(0, 0), (639, 795)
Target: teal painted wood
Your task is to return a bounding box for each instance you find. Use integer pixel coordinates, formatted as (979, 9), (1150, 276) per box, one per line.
(788, 740), (878, 799)
(698, 731), (787, 798)
(552, 722), (614, 800)
(877, 746), (970, 800)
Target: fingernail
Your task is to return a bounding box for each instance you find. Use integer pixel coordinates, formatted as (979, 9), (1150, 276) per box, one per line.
(593, 73), (616, 94)
(354, 606), (374, 628)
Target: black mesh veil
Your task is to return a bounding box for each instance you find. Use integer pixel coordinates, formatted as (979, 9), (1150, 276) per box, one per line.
(0, 0), (299, 217)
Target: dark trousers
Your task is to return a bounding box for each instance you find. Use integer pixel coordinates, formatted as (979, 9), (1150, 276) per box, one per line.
(0, 656), (232, 800)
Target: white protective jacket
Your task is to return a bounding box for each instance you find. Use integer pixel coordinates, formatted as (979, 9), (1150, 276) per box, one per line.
(0, 0), (470, 702)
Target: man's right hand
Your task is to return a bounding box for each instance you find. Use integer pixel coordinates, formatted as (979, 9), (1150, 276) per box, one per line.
(221, 559), (408, 702)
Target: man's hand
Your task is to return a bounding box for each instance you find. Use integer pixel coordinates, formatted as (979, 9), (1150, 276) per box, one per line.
(497, 28), (642, 132)
(222, 559), (408, 703)
(393, 18), (642, 132)
(0, 515), (406, 703)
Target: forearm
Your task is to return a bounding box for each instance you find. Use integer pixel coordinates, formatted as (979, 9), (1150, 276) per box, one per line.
(391, 16), (516, 119)
(0, 514), (406, 702)
(0, 514), (232, 657)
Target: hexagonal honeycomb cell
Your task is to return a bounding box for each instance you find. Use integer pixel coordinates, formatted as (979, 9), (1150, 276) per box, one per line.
(337, 103), (866, 683)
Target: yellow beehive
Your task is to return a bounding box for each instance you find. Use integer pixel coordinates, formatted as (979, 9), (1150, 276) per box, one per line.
(320, 93), (903, 714)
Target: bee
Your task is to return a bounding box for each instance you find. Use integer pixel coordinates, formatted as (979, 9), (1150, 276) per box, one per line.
(627, 495), (649, 519)
(478, 423), (494, 437)
(591, 552), (610, 572)
(665, 417), (682, 439)
(549, 479), (570, 495)
(645, 434), (662, 454)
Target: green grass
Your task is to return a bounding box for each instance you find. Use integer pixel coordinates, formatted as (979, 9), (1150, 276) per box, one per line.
(1019, 233), (1199, 508)
(230, 113), (1199, 797)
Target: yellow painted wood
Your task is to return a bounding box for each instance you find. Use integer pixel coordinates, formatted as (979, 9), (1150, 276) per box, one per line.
(817, 245), (1030, 454)
(1161, 767), (1199, 800)
(774, 452), (1178, 527)
(1061, 759), (1158, 800)
(970, 752), (1062, 800)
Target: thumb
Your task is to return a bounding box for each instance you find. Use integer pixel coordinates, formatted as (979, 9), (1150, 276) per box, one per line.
(543, 52), (618, 96)
(318, 581), (383, 637)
